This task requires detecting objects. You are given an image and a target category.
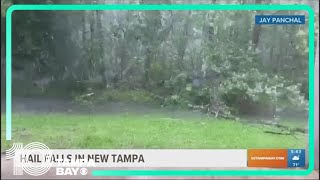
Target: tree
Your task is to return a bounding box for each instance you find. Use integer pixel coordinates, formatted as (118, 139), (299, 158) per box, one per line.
(4, 0), (316, 121)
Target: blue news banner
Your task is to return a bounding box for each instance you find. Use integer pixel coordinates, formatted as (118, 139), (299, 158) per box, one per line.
(255, 15), (305, 25)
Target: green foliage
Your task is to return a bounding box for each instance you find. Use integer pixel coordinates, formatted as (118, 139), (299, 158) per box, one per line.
(219, 69), (308, 115)
(7, 2), (316, 120)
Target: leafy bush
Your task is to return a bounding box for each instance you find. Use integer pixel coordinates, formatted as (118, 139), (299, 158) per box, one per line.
(219, 69), (308, 116)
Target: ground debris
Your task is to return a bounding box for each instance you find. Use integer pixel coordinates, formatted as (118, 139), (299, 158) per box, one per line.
(260, 121), (308, 136)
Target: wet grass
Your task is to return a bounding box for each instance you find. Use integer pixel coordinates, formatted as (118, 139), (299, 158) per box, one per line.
(1, 113), (307, 151)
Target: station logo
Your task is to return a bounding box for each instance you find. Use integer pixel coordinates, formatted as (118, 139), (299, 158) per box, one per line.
(6, 142), (53, 176)
(5, 142), (91, 176)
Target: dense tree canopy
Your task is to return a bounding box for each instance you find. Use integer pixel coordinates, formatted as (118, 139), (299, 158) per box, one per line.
(1, 0), (319, 120)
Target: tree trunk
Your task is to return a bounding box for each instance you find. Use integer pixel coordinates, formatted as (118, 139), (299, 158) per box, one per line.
(177, 11), (191, 71)
(90, 11), (95, 40)
(252, 24), (261, 50)
(82, 11), (86, 42)
(96, 10), (103, 60)
(96, 10), (106, 88)
(144, 48), (152, 88)
(252, 0), (263, 50)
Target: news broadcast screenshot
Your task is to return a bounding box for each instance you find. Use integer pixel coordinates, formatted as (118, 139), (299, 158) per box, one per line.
(0, 0), (319, 179)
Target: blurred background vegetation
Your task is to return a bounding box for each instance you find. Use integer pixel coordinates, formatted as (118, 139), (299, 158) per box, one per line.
(0, 0), (319, 122)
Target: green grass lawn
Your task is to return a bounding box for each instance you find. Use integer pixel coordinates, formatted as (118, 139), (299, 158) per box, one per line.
(1, 113), (307, 151)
